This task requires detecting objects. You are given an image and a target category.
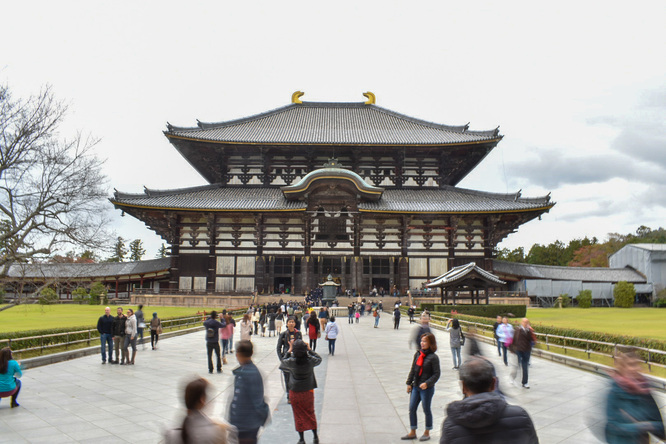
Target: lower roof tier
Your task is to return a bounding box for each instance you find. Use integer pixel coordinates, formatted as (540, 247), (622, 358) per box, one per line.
(111, 184), (553, 214)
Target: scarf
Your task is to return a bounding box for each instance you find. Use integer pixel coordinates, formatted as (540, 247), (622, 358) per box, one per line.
(416, 350), (426, 376)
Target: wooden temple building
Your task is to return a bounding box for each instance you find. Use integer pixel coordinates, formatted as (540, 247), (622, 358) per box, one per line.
(111, 92), (554, 295)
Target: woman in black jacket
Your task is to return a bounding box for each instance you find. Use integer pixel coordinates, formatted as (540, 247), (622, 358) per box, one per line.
(279, 339), (322, 444)
(402, 332), (440, 441)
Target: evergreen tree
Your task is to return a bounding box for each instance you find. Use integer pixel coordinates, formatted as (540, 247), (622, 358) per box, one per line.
(129, 239), (146, 261)
(156, 243), (169, 258)
(107, 237), (128, 262)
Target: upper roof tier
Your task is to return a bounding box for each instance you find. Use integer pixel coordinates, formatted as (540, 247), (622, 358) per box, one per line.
(165, 100), (501, 146)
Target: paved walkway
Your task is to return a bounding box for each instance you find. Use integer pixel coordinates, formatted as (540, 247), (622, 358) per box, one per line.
(1, 314), (664, 443)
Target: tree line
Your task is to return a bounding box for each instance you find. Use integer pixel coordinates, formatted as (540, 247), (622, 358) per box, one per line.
(496, 225), (666, 267)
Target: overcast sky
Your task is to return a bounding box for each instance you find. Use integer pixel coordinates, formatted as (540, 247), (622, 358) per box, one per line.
(2, 1), (665, 259)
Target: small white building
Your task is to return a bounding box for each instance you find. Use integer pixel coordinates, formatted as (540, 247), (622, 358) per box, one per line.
(609, 243), (666, 300)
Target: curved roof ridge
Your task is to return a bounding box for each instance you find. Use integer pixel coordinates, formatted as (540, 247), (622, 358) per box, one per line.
(113, 183), (222, 200)
(164, 100), (501, 137)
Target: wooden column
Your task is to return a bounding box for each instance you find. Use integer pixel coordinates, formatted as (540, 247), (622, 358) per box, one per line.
(255, 256), (266, 294)
(207, 214), (216, 292)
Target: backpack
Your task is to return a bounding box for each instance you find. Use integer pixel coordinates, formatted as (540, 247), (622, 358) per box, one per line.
(206, 327), (215, 339)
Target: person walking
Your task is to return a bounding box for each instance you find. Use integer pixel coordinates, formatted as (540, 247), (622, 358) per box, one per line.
(496, 317), (514, 367)
(252, 309), (261, 336)
(220, 314), (233, 365)
(492, 315), (503, 357)
(259, 309), (267, 337)
(373, 308), (380, 328)
(240, 313), (253, 342)
(111, 307), (126, 364)
(317, 307), (328, 332)
(203, 311), (226, 374)
(513, 318), (535, 388)
(446, 319), (465, 370)
(136, 304), (146, 349)
(348, 303), (354, 324)
(408, 305), (416, 324)
(402, 332), (440, 441)
(150, 312), (161, 350)
(0, 347), (22, 408)
(394, 306), (402, 330)
(324, 316), (339, 356)
(307, 310), (320, 351)
(276, 309), (284, 334)
(605, 349), (665, 443)
(412, 313), (432, 349)
(355, 308), (360, 324)
(164, 377), (237, 443)
(123, 308), (138, 365)
(277, 316), (303, 404)
(268, 310), (277, 337)
(229, 340), (269, 444)
(97, 306), (114, 364)
(279, 339), (322, 444)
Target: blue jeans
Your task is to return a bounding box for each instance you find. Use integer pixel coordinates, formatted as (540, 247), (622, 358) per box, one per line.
(496, 338), (502, 356)
(221, 339), (229, 357)
(374, 316), (379, 327)
(328, 338), (336, 355)
(501, 342), (510, 365)
(451, 346), (461, 368)
(409, 385), (435, 430)
(516, 350), (531, 385)
(100, 333), (113, 362)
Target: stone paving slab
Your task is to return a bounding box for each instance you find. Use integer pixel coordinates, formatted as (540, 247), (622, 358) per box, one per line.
(1, 314), (664, 443)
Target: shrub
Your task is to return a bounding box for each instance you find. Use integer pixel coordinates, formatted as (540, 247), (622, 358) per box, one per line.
(0, 288), (5, 304)
(72, 287), (89, 305)
(576, 290), (592, 308)
(38, 288), (58, 305)
(654, 298), (666, 308)
(420, 303), (436, 312)
(614, 281), (635, 308)
(432, 304), (526, 318)
(89, 282), (107, 305)
(559, 294), (571, 308)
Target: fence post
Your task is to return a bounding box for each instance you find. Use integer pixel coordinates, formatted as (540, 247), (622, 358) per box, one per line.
(546, 335), (549, 351)
(586, 339), (590, 359)
(647, 350), (652, 372)
(41, 335), (44, 355)
(564, 337), (567, 355)
(66, 332), (69, 350)
(88, 330), (91, 346)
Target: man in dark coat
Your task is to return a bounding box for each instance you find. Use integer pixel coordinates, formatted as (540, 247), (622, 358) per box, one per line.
(203, 311), (226, 374)
(513, 318), (536, 388)
(276, 316), (302, 403)
(111, 307), (126, 364)
(97, 306), (115, 364)
(440, 357), (538, 444)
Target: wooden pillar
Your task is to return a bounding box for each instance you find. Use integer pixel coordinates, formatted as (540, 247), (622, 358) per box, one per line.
(485, 287), (489, 305)
(255, 256), (266, 294)
(207, 214), (217, 293)
(115, 278), (119, 299)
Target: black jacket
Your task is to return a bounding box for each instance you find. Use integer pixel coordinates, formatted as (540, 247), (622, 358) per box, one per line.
(112, 315), (126, 336)
(279, 351), (322, 392)
(97, 314), (114, 335)
(406, 349), (440, 389)
(203, 317), (226, 343)
(440, 391), (538, 444)
(276, 328), (303, 360)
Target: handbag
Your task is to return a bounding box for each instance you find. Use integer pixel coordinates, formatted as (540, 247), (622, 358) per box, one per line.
(317, 331), (321, 338)
(157, 325), (163, 334)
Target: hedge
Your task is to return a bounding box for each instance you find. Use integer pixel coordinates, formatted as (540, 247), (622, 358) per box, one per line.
(449, 313), (666, 365)
(420, 303), (526, 318)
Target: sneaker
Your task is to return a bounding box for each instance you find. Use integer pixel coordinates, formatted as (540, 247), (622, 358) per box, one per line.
(523, 383), (530, 389)
(102, 361), (106, 364)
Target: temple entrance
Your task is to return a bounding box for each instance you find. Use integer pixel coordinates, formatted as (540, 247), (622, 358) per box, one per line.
(274, 277), (292, 294)
(371, 278), (390, 295)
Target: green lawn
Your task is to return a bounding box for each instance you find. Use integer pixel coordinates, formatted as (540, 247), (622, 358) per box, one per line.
(526, 307), (666, 341)
(0, 304), (216, 333)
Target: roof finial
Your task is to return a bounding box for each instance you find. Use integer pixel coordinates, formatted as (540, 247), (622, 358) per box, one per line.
(292, 91), (304, 104)
(363, 91), (376, 105)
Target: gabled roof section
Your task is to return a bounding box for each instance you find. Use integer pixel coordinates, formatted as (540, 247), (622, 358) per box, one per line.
(165, 101), (501, 146)
(427, 262), (506, 287)
(281, 159), (383, 201)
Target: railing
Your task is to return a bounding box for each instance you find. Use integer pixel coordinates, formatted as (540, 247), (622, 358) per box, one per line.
(412, 310), (666, 373)
(0, 310), (247, 358)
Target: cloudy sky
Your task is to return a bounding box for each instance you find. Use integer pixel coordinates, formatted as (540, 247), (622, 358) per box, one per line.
(2, 1), (665, 258)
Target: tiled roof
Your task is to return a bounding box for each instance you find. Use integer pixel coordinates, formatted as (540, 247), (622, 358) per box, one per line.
(492, 260), (646, 283)
(5, 258), (171, 280)
(621, 243), (666, 252)
(111, 185), (552, 213)
(165, 102), (501, 146)
(427, 262), (506, 287)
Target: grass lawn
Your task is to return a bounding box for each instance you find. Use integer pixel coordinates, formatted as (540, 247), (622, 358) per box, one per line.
(0, 304), (216, 333)
(526, 307), (666, 341)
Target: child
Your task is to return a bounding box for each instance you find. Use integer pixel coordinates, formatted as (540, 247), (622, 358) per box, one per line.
(355, 310), (360, 323)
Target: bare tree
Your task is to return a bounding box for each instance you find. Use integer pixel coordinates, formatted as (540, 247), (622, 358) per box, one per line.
(0, 84), (111, 275)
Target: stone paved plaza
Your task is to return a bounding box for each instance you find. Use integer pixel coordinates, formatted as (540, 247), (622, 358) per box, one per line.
(1, 313), (664, 443)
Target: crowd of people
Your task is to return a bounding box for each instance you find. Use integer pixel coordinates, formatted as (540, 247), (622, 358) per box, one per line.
(2, 301), (663, 444)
